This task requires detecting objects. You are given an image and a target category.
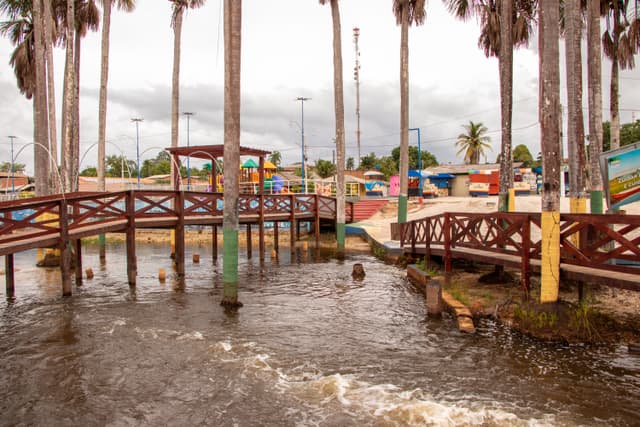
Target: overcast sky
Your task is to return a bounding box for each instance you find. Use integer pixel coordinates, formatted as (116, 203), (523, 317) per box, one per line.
(1, 0), (639, 175)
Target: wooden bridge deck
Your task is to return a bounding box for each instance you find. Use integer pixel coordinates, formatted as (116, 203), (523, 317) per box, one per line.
(400, 211), (640, 292)
(1, 190), (354, 296)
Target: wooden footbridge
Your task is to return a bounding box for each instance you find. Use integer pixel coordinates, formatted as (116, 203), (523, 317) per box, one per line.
(399, 211), (640, 292)
(1, 190), (354, 296)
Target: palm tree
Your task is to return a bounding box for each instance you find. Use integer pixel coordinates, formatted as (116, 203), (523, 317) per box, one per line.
(538, 0), (561, 303)
(587, 0), (604, 213)
(98, 0), (136, 193)
(393, 0), (426, 225)
(444, 0), (535, 212)
(564, 0), (587, 214)
(170, 0), (205, 171)
(319, 0), (346, 254)
(455, 121), (491, 164)
(43, 0), (59, 190)
(1, 0), (52, 195)
(221, 0), (242, 308)
(601, 1), (638, 150)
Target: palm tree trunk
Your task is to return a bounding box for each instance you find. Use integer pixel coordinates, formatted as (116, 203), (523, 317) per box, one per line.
(565, 0), (587, 215)
(329, 0), (346, 254)
(398, 4), (409, 224)
(33, 0), (50, 196)
(43, 0), (58, 192)
(221, 0), (242, 308)
(587, 0), (604, 214)
(98, 0), (112, 193)
(610, 56), (620, 150)
(538, 0), (561, 304)
(171, 6), (184, 178)
(610, 2), (621, 151)
(498, 0), (513, 213)
(72, 30), (82, 192)
(61, 0), (76, 193)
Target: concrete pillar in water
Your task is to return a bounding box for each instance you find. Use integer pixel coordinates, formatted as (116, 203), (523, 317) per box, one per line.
(426, 279), (443, 315)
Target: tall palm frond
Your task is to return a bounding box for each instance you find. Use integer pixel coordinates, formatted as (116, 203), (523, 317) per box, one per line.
(455, 121), (492, 164)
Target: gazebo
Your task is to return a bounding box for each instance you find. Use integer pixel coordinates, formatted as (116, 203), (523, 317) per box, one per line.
(165, 145), (271, 192)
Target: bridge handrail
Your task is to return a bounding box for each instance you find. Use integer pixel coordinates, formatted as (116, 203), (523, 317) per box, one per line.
(401, 211), (640, 276)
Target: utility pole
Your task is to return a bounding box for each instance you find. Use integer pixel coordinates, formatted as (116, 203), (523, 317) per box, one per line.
(8, 135), (16, 194)
(131, 118), (143, 189)
(353, 27), (361, 168)
(295, 97), (311, 193)
(183, 112), (194, 190)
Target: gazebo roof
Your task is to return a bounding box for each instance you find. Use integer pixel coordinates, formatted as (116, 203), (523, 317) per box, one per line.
(165, 144), (271, 160)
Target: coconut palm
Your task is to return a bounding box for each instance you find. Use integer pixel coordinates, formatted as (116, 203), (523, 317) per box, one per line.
(538, 0), (561, 303)
(319, 0), (346, 254)
(455, 121), (492, 164)
(444, 0), (535, 212)
(169, 0), (205, 171)
(587, 0), (604, 213)
(60, 0), (76, 192)
(97, 0), (136, 193)
(393, 0), (426, 225)
(221, 0), (242, 308)
(564, 0), (587, 214)
(601, 1), (639, 150)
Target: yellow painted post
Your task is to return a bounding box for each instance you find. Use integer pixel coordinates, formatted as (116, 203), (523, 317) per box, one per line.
(569, 197), (587, 247)
(508, 188), (516, 212)
(540, 211), (560, 303)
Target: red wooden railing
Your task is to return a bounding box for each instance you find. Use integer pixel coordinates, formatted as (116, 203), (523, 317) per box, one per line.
(400, 211), (640, 290)
(0, 191), (353, 256)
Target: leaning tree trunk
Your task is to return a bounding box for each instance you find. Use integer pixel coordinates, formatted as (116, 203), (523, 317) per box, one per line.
(565, 0), (587, 215)
(98, 0), (112, 193)
(538, 0), (561, 304)
(329, 0), (346, 254)
(221, 0), (242, 308)
(43, 0), (58, 192)
(398, 4), (409, 224)
(498, 0), (513, 214)
(33, 0), (50, 196)
(587, 0), (604, 214)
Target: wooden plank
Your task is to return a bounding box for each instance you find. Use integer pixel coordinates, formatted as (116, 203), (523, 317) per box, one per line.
(59, 199), (72, 296)
(5, 254), (14, 298)
(126, 191), (137, 287)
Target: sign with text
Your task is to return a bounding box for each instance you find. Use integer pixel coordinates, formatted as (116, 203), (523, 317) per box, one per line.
(600, 142), (640, 210)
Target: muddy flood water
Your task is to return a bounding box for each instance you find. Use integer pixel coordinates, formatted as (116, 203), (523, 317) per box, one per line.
(1, 241), (639, 426)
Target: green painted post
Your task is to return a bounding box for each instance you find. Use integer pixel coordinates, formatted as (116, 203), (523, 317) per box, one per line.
(223, 227), (239, 300)
(591, 190), (603, 214)
(398, 194), (408, 224)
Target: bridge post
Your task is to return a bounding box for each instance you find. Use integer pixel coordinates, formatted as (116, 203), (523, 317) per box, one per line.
(5, 254), (14, 298)
(521, 215), (531, 295)
(73, 203), (82, 286)
(411, 221), (416, 253)
(274, 222), (279, 251)
(314, 194), (320, 249)
(126, 191), (137, 287)
(444, 213), (452, 275)
(59, 199), (72, 296)
(212, 225), (218, 261)
(74, 239), (82, 287)
(289, 195), (296, 252)
(246, 224), (252, 258)
(175, 191), (185, 277)
(425, 220), (431, 270)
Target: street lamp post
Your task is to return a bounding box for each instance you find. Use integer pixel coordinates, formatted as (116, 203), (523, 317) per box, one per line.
(295, 97), (311, 193)
(131, 118), (143, 189)
(8, 135), (16, 194)
(183, 112), (194, 190)
(409, 127), (422, 197)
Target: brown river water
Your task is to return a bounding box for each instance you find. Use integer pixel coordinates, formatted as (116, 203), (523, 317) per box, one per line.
(1, 241), (639, 426)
